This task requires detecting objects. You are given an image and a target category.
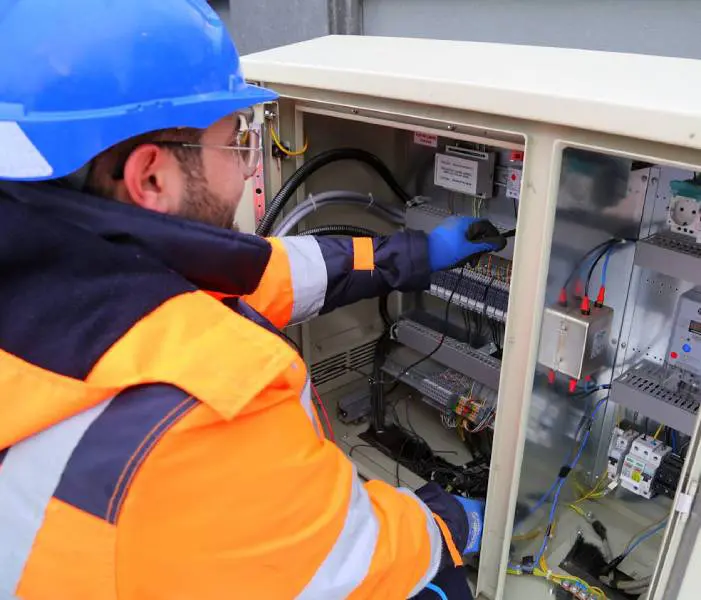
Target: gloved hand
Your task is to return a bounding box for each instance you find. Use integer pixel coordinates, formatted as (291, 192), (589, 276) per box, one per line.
(452, 496), (485, 554)
(427, 216), (507, 272)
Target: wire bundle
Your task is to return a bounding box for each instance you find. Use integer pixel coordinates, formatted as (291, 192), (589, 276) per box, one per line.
(511, 397), (608, 574)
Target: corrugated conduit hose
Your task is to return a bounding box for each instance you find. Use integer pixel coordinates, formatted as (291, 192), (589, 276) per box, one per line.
(256, 147), (411, 236)
(271, 191), (404, 236)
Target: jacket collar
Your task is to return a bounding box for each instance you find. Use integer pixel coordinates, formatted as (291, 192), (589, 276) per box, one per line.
(0, 181), (271, 296)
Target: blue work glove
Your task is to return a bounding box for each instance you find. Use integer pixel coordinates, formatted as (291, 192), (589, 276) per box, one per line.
(427, 216), (507, 272)
(453, 496), (485, 554)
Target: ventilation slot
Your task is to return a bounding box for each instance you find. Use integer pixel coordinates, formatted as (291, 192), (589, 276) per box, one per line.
(311, 340), (377, 386)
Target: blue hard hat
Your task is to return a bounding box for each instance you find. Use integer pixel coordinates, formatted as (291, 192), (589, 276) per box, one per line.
(0, 0), (278, 181)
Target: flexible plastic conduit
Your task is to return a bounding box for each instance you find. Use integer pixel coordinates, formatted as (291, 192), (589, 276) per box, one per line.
(295, 224), (380, 237)
(255, 148), (411, 236)
(271, 192), (404, 236)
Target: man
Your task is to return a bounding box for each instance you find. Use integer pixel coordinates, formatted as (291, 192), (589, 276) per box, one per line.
(0, 1), (504, 598)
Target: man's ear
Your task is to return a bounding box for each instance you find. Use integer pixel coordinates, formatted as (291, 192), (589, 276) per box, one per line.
(122, 144), (179, 213)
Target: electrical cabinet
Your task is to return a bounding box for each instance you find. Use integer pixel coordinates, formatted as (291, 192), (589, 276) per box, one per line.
(242, 36), (701, 600)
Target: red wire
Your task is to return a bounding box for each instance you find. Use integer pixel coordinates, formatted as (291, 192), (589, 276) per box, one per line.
(311, 383), (335, 442)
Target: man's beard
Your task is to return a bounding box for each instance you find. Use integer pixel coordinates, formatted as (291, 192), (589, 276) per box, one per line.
(179, 170), (238, 230)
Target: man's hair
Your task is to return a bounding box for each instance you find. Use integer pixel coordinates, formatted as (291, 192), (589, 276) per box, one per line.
(84, 127), (203, 198)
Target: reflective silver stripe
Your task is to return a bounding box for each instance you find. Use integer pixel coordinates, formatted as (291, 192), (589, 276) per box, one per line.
(296, 472), (379, 600)
(399, 488), (444, 597)
(300, 377), (322, 436)
(279, 237), (328, 325)
(0, 400), (112, 594)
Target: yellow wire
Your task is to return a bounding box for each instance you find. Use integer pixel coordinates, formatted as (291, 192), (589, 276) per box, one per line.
(654, 424), (664, 439)
(568, 503), (587, 518)
(511, 527), (542, 542)
(269, 123), (308, 157)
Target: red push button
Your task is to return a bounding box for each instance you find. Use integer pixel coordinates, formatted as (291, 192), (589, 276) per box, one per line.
(671, 352), (678, 359)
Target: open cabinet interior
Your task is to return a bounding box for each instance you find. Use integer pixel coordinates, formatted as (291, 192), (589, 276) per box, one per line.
(262, 101), (701, 599)
(261, 103), (523, 595)
(242, 35), (701, 600)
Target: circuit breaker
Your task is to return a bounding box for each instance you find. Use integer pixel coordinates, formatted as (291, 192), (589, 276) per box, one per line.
(607, 427), (639, 480)
(620, 435), (672, 499)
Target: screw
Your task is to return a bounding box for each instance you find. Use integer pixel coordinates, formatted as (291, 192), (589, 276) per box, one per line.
(611, 338), (618, 345)
(448, 124), (456, 131)
(351, 109), (359, 115)
(642, 175), (648, 182)
(621, 342), (627, 349)
(652, 177), (659, 184)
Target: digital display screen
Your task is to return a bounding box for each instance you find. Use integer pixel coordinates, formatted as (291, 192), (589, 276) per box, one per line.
(690, 320), (701, 336)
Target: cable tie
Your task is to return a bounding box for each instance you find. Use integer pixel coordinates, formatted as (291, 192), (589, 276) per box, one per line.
(367, 192), (375, 210)
(546, 570), (553, 581)
(558, 465), (572, 478)
(308, 193), (316, 211)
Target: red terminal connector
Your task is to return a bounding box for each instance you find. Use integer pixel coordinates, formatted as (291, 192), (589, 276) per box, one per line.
(574, 280), (584, 298)
(580, 295), (591, 315)
(595, 285), (606, 308)
(568, 379), (578, 394)
(558, 288), (568, 307)
(548, 370), (556, 385)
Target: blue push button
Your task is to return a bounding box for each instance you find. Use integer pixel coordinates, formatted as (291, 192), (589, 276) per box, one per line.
(683, 343), (692, 353)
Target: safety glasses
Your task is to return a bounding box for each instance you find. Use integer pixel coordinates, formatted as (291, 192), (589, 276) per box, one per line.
(175, 110), (262, 178)
(111, 110), (262, 180)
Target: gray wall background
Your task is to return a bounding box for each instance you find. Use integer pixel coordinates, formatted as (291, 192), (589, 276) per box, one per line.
(214, 0), (701, 59)
(363, 0), (701, 59)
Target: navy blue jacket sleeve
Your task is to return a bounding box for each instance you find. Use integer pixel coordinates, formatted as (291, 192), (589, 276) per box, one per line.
(316, 229), (432, 315)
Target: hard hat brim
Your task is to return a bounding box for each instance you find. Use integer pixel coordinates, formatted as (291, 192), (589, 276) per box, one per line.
(0, 83), (279, 181)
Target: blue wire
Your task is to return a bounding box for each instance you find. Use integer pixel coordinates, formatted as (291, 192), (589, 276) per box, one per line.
(623, 521), (668, 559)
(533, 429), (592, 565)
(425, 582), (449, 600)
(530, 398), (607, 568)
(601, 245), (614, 287)
(518, 480), (558, 524)
(672, 430), (678, 453)
(515, 396), (608, 533)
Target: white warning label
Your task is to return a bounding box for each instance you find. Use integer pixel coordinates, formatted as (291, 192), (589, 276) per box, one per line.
(434, 153), (478, 195)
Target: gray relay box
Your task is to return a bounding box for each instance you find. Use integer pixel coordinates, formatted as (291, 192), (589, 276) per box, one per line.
(667, 286), (701, 376)
(538, 304), (614, 380)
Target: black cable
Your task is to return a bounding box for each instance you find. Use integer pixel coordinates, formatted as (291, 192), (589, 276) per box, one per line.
(561, 239), (618, 294)
(584, 240), (617, 298)
(256, 148), (411, 236)
(385, 266), (467, 390)
(370, 329), (393, 431)
(462, 308), (472, 345)
(296, 224), (379, 237)
(481, 276), (496, 344)
(378, 295), (392, 328)
(349, 444), (374, 457)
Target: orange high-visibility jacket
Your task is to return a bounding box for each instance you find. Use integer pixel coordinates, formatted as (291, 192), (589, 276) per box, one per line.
(0, 182), (468, 599)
